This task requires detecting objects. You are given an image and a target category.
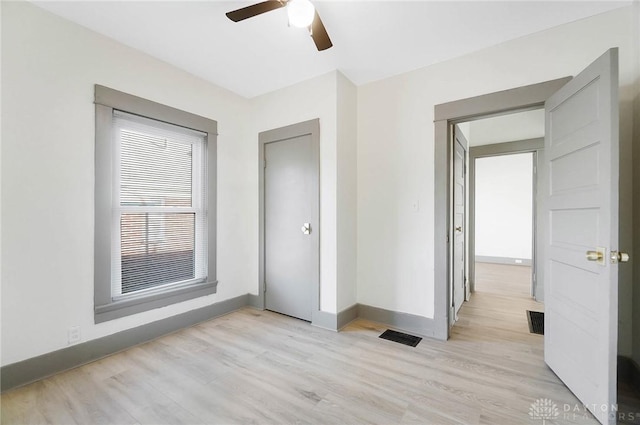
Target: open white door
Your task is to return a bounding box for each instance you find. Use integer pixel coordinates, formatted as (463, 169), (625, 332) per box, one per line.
(544, 48), (621, 424)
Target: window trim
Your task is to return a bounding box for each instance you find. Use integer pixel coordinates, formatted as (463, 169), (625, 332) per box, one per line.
(94, 85), (217, 324)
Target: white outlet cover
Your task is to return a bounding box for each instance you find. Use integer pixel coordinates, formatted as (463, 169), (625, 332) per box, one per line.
(68, 326), (81, 344)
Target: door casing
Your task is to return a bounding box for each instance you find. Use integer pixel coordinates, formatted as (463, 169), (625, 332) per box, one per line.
(258, 119), (320, 322)
(433, 77), (572, 339)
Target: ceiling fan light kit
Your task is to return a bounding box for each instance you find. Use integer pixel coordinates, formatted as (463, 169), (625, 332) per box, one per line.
(287, 0), (315, 28)
(226, 0), (333, 51)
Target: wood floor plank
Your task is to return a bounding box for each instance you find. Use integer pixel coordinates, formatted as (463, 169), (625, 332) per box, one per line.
(0, 382), (51, 425)
(101, 372), (202, 425)
(48, 368), (139, 425)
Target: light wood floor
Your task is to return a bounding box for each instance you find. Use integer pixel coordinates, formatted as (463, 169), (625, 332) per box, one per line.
(0, 264), (610, 424)
(474, 262), (534, 298)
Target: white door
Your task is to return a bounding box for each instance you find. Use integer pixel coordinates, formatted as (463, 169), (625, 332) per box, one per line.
(264, 135), (314, 321)
(544, 48), (620, 425)
(453, 128), (467, 320)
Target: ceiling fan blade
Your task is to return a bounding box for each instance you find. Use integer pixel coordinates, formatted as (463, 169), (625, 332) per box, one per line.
(310, 10), (332, 51)
(226, 1), (286, 22)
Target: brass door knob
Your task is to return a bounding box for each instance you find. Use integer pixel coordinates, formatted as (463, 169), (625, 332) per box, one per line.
(586, 250), (603, 261)
(586, 247), (607, 266)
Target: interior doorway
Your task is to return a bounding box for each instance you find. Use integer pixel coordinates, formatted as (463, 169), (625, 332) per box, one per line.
(472, 151), (536, 297)
(432, 78), (571, 342)
(463, 115), (546, 298)
(454, 109), (544, 320)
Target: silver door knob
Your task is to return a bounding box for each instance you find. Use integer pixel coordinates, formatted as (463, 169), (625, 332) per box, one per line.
(611, 251), (630, 263)
(455, 226), (462, 233)
(301, 223), (311, 235)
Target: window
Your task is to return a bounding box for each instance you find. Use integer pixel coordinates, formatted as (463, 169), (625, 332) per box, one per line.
(95, 86), (217, 323)
(114, 111), (207, 296)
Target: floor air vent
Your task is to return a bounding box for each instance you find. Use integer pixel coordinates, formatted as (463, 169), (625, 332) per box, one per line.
(527, 310), (544, 335)
(379, 329), (422, 347)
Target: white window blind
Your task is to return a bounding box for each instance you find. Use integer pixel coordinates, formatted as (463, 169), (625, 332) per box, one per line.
(111, 110), (208, 299)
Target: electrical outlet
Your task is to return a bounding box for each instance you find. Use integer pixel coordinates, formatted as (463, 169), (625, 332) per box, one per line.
(68, 326), (81, 345)
(515, 259), (523, 264)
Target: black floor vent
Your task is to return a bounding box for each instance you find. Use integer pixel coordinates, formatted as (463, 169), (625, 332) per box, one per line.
(527, 310), (544, 335)
(379, 329), (422, 347)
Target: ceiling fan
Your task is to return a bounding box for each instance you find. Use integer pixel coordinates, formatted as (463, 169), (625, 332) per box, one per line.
(226, 0), (333, 51)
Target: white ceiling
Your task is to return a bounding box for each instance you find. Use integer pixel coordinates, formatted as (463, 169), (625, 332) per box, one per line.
(32, 0), (630, 98)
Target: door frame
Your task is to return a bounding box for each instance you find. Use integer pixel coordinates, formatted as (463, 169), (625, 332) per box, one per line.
(469, 138), (543, 301)
(433, 77), (571, 339)
(257, 119), (321, 321)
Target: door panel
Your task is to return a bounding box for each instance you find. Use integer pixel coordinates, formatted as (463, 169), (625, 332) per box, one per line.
(265, 135), (313, 321)
(544, 48), (618, 425)
(453, 129), (467, 318)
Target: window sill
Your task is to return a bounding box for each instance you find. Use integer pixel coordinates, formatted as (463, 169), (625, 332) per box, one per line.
(95, 280), (218, 324)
